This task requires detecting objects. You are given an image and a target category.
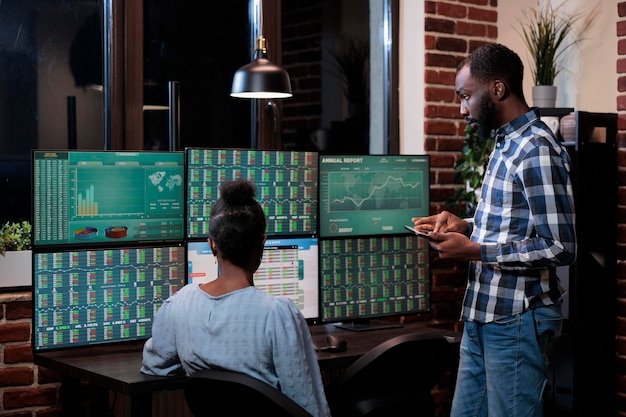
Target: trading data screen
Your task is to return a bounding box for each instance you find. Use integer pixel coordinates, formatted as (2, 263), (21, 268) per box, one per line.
(186, 149), (318, 238)
(320, 235), (430, 323)
(32, 245), (186, 351)
(187, 237), (319, 321)
(318, 154), (429, 237)
(32, 150), (185, 246)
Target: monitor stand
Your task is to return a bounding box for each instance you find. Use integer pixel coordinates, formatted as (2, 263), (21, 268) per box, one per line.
(335, 319), (403, 332)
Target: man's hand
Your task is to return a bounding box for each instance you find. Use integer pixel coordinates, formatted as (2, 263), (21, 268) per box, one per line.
(427, 231), (481, 261)
(412, 210), (469, 234)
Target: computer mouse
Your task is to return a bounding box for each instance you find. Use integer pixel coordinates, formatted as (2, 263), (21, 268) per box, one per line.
(319, 334), (348, 352)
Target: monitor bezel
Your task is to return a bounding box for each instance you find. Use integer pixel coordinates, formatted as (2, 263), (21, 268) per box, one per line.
(317, 233), (431, 327)
(31, 242), (187, 353)
(31, 149), (186, 249)
(186, 235), (321, 324)
(317, 154), (430, 238)
(184, 147), (319, 240)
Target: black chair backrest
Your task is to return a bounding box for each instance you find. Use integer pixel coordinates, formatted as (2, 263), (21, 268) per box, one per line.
(184, 368), (313, 417)
(325, 331), (451, 417)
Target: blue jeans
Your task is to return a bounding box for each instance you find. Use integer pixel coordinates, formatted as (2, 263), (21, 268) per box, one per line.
(450, 303), (563, 417)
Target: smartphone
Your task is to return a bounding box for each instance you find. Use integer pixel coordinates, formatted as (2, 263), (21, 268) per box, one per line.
(404, 224), (434, 240)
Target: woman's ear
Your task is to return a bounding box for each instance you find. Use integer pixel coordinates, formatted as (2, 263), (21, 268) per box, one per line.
(258, 236), (267, 260)
(208, 238), (218, 254)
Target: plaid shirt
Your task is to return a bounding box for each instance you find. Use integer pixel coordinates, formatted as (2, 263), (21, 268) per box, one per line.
(461, 109), (576, 323)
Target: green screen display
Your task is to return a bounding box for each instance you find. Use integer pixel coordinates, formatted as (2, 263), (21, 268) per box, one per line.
(319, 235), (430, 323)
(186, 148), (318, 238)
(33, 150), (185, 246)
(318, 155), (429, 237)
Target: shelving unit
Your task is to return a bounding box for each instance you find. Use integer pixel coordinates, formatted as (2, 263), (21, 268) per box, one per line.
(539, 110), (618, 416)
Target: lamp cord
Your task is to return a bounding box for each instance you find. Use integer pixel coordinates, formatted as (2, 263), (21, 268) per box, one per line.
(266, 100), (278, 147)
(259, 0), (263, 35)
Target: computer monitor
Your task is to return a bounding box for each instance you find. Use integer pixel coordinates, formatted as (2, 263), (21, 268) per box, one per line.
(318, 154), (429, 237)
(319, 235), (430, 330)
(187, 237), (319, 321)
(32, 244), (186, 352)
(186, 148), (318, 238)
(32, 150), (185, 247)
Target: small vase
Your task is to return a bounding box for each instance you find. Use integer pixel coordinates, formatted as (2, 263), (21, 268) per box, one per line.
(0, 250), (32, 289)
(559, 112), (576, 143)
(532, 85), (557, 108)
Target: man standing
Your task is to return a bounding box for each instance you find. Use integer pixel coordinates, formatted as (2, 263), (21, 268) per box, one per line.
(412, 43), (576, 416)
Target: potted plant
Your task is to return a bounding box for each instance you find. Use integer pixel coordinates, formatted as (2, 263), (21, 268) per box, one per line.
(517, 1), (598, 108)
(330, 35), (369, 116)
(328, 34), (370, 153)
(0, 220), (32, 289)
(446, 125), (494, 218)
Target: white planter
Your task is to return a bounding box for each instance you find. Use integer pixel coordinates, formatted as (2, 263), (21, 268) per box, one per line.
(532, 85), (557, 108)
(0, 250), (32, 289)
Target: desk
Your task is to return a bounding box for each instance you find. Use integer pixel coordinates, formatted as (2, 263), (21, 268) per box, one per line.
(34, 321), (460, 417)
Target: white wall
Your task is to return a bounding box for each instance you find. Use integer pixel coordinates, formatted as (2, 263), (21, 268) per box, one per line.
(495, 0), (615, 112)
(399, 0), (425, 155)
(398, 0), (617, 154)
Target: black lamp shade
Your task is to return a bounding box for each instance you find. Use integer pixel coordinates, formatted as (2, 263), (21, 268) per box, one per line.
(231, 37), (293, 99)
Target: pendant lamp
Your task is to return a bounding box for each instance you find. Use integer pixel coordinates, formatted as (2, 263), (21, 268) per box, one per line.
(230, 36), (292, 99)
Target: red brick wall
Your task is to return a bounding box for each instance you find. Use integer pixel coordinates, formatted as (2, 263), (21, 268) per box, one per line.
(281, 1), (323, 148)
(422, 0), (498, 332)
(616, 3), (626, 415)
(0, 293), (61, 415)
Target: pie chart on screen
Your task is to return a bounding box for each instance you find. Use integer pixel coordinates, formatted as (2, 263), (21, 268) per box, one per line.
(73, 227), (98, 240)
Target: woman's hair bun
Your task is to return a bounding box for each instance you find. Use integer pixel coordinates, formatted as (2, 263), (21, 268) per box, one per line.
(219, 178), (256, 205)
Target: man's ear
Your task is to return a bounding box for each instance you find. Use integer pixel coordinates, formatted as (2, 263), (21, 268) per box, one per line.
(492, 80), (506, 100)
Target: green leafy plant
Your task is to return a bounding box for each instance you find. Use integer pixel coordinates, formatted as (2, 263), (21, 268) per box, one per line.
(517, 1), (598, 86)
(0, 221), (32, 255)
(446, 125), (495, 218)
(329, 35), (369, 104)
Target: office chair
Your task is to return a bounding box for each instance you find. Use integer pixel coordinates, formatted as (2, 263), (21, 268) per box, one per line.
(184, 368), (313, 417)
(324, 331), (451, 417)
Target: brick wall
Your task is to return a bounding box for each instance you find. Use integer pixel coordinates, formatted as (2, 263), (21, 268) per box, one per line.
(422, 0), (498, 332)
(616, 3), (626, 416)
(281, 1), (324, 149)
(0, 292), (61, 416)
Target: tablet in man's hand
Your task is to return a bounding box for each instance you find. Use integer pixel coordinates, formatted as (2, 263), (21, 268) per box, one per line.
(404, 225), (434, 240)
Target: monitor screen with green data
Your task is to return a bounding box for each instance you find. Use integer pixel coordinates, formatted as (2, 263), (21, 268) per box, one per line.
(32, 244), (186, 352)
(319, 234), (430, 326)
(318, 154), (429, 237)
(186, 148), (318, 239)
(32, 150), (185, 247)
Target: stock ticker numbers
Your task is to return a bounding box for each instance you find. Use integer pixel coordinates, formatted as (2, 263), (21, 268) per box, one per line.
(33, 245), (185, 350)
(186, 149), (318, 238)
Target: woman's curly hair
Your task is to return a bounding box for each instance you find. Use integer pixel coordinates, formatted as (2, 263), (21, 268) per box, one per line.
(208, 178), (267, 270)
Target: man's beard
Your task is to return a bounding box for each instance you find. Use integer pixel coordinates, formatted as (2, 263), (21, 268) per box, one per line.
(476, 93), (496, 140)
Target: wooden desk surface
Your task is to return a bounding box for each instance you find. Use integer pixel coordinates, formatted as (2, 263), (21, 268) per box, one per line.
(34, 321), (460, 396)
(34, 342), (189, 396)
(311, 321), (459, 371)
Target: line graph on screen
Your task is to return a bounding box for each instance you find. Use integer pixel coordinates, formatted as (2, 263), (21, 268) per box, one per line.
(326, 170), (424, 213)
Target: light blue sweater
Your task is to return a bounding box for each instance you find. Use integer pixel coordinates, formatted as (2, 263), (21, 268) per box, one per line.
(141, 284), (331, 417)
